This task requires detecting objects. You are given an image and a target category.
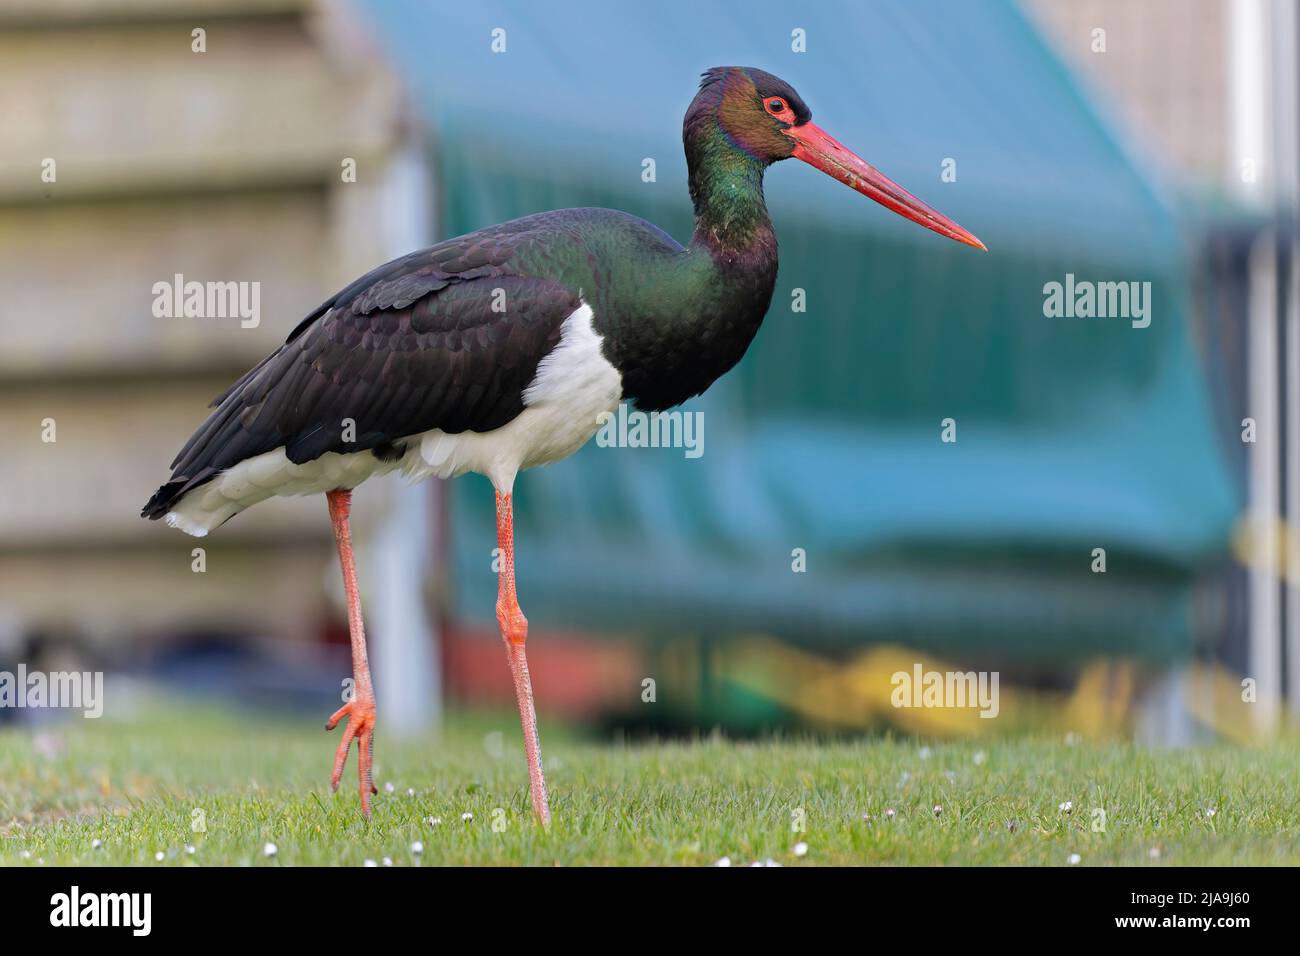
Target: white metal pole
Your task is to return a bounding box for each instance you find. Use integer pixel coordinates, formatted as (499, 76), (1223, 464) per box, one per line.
(1271, 0), (1300, 719)
(367, 140), (442, 734)
(1248, 231), (1282, 735)
(1229, 0), (1272, 206)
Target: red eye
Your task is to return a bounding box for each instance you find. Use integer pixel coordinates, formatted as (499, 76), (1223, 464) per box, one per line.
(765, 97), (794, 123)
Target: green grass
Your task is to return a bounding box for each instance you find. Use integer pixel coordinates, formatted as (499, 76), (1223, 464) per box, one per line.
(2, 703), (1298, 866)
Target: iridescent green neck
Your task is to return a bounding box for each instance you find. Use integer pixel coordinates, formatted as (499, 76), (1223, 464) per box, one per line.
(687, 126), (774, 256)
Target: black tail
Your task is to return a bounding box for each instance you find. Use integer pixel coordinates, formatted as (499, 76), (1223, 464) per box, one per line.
(140, 467), (219, 520)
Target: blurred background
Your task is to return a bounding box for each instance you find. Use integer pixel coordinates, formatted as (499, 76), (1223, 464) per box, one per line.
(1, 0), (1297, 746)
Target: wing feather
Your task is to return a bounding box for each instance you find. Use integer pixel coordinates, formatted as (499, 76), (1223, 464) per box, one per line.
(144, 253), (580, 519)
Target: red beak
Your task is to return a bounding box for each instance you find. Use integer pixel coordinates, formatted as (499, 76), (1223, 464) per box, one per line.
(785, 122), (986, 251)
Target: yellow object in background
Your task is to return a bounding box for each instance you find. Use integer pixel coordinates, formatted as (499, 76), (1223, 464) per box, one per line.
(720, 637), (1290, 743)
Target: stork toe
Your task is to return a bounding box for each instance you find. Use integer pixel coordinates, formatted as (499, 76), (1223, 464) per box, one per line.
(327, 697), (378, 817)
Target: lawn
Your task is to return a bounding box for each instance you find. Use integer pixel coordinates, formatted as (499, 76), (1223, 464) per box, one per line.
(2, 703), (1297, 866)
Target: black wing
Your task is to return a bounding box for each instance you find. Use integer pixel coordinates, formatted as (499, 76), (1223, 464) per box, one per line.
(142, 227), (582, 520)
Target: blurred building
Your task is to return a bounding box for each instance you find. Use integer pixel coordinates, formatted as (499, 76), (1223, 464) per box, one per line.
(1023, 0), (1232, 193)
(0, 0), (438, 726)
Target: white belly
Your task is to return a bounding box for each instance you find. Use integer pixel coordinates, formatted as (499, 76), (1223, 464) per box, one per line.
(402, 302), (622, 489)
(164, 303), (622, 537)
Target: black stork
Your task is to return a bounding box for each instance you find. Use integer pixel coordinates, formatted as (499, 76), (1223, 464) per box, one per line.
(143, 66), (984, 825)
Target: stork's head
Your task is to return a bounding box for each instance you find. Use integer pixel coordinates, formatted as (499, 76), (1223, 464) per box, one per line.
(685, 66), (985, 250)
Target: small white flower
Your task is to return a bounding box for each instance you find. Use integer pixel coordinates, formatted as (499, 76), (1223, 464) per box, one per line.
(363, 859), (377, 867)
(406, 788), (416, 797)
(792, 842), (809, 857)
(426, 816), (442, 826)
(154, 851), (165, 862)
(384, 782), (395, 794)
(263, 842), (278, 858)
(411, 841), (424, 855)
(884, 808), (896, 818)
(1064, 732), (1080, 747)
(382, 856), (393, 866)
(91, 839), (103, 850)
(899, 771), (911, 784)
(461, 812), (473, 822)
(918, 746), (931, 760)
(861, 812), (871, 821)
(1059, 801), (1073, 814)
(932, 804), (943, 816)
(714, 856), (732, 867)
(972, 750), (987, 766)
(763, 858), (782, 867)
(1068, 853), (1081, 865)
(1148, 847), (1161, 859)
(20, 850), (31, 860)
(1204, 807), (1217, 818)
(184, 845), (196, 855)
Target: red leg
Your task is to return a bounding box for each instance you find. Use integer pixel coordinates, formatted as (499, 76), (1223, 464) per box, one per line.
(324, 488), (378, 818)
(496, 490), (551, 826)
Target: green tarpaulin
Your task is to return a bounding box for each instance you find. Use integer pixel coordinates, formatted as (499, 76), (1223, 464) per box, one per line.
(361, 0), (1237, 661)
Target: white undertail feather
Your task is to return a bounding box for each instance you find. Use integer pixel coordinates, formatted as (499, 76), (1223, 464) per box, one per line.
(164, 303), (622, 536)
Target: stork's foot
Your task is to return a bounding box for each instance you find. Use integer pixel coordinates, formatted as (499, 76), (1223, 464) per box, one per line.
(326, 694), (378, 818)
